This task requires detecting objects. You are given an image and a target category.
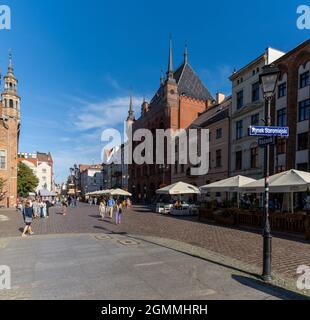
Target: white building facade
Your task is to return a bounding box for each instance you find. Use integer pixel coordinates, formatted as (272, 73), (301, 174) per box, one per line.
(18, 152), (54, 192)
(229, 48), (285, 179)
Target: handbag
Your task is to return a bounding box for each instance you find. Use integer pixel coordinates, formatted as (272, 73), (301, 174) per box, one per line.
(25, 216), (32, 224)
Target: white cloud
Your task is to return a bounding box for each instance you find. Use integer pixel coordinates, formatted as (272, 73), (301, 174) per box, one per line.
(73, 95), (143, 131)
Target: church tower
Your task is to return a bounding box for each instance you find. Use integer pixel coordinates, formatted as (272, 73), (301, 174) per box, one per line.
(0, 53), (20, 208)
(1, 53), (21, 128)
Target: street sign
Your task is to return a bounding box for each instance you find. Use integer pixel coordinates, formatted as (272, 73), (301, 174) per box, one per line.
(258, 136), (275, 147)
(249, 126), (289, 137)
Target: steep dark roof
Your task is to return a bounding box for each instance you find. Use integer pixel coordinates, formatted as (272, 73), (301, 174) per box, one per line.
(174, 63), (213, 101)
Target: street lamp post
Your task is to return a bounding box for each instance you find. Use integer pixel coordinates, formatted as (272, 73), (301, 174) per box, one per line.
(259, 64), (280, 282)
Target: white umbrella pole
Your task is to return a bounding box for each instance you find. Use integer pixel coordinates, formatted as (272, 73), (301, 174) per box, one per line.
(237, 192), (240, 208)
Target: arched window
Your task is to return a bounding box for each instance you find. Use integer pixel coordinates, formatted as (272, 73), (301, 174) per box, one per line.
(9, 99), (13, 108)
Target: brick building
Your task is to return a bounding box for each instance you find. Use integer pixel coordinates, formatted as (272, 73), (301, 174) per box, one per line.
(172, 94), (231, 188)
(0, 57), (20, 208)
(271, 39), (310, 173)
(128, 39), (213, 202)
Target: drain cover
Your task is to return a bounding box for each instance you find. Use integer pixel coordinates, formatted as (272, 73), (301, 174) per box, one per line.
(117, 239), (140, 246)
(94, 234), (112, 240)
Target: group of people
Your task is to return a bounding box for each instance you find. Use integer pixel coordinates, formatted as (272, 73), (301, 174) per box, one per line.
(97, 196), (131, 225)
(17, 197), (52, 237)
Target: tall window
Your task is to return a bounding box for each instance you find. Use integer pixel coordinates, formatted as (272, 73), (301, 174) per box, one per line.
(0, 150), (7, 169)
(216, 128), (222, 139)
(278, 82), (287, 98)
(276, 138), (286, 154)
(297, 132), (308, 151)
(216, 149), (222, 167)
(251, 113), (259, 126)
(252, 82), (260, 102)
(237, 90), (244, 109)
(277, 108), (286, 126)
(300, 71), (310, 88)
(298, 99), (310, 122)
(9, 99), (13, 108)
(250, 147), (258, 169)
(235, 150), (242, 171)
(276, 165), (286, 173)
(236, 120), (243, 140)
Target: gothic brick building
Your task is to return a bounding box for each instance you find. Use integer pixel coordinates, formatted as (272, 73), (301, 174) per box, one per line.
(0, 57), (21, 208)
(128, 39), (213, 202)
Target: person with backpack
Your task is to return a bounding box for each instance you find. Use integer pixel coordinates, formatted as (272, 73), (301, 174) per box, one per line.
(22, 201), (34, 237)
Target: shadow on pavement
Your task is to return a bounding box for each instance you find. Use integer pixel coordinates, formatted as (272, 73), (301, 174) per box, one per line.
(231, 274), (309, 300)
(93, 225), (127, 235)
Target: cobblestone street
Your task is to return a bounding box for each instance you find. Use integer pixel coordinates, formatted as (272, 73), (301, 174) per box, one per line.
(1, 203), (309, 283)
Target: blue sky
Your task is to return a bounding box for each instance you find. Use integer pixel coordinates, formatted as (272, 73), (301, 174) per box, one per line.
(0, 0), (309, 182)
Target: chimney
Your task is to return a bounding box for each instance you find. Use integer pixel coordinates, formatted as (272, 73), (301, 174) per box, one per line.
(216, 92), (225, 104)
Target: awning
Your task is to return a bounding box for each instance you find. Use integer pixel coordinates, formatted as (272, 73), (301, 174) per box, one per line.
(156, 182), (200, 195)
(241, 169), (310, 193)
(200, 175), (257, 193)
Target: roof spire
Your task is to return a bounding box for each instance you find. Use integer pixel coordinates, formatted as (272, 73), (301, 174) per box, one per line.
(160, 69), (165, 86)
(167, 34), (174, 81)
(127, 94), (135, 121)
(7, 49), (14, 77)
(184, 41), (188, 64)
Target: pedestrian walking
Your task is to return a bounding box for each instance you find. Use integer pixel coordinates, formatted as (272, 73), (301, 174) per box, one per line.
(99, 200), (106, 220)
(38, 199), (44, 218)
(21, 201), (34, 237)
(126, 197), (131, 209)
(107, 196), (115, 219)
(45, 199), (51, 217)
(42, 201), (47, 218)
(88, 197), (93, 206)
(62, 199), (68, 216)
(94, 197), (98, 206)
(32, 199), (39, 218)
(115, 199), (123, 225)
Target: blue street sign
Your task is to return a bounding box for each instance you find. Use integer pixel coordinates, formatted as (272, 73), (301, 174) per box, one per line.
(249, 126), (289, 137)
(258, 136), (275, 147)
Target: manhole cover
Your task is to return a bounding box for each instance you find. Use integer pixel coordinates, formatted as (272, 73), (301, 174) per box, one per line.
(94, 234), (112, 240)
(117, 239), (140, 246)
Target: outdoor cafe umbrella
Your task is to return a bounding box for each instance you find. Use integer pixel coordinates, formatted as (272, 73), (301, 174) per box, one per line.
(156, 182), (200, 195)
(200, 175), (257, 208)
(241, 169), (310, 213)
(108, 188), (132, 196)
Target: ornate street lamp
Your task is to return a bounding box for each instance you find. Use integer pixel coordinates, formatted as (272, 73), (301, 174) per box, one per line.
(259, 64), (280, 282)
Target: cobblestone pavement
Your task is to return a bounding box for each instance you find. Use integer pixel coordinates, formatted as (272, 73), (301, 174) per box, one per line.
(0, 203), (309, 281)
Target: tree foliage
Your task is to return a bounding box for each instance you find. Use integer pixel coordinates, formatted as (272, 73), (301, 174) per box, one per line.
(17, 162), (39, 197)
